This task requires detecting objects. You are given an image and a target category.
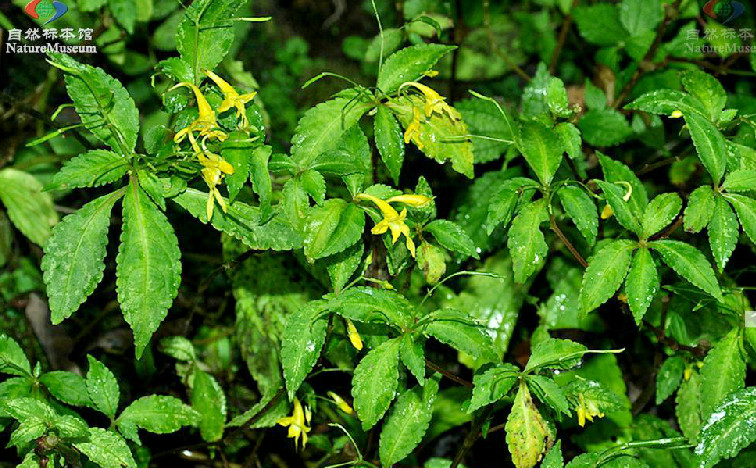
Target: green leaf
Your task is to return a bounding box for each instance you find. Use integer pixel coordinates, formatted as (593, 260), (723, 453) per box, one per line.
(46, 150), (129, 191)
(417, 241), (446, 284)
(249, 145), (273, 220)
(301, 169), (326, 205)
(176, 0), (245, 79)
(43, 190), (122, 324)
(676, 370), (704, 443)
(10, 419), (46, 449)
(486, 178), (539, 235)
(118, 395), (199, 434)
(0, 335), (31, 376)
(468, 364), (520, 413)
(53, 414), (89, 439)
(542, 440), (564, 468)
(220, 131), (253, 203)
(376, 44), (455, 94)
(695, 386), (756, 468)
(684, 186), (716, 233)
(424, 308), (498, 362)
(559, 186), (598, 245)
(624, 247), (659, 324)
(159, 336), (196, 362)
(0, 169), (57, 247)
(281, 301), (329, 399)
(578, 109), (633, 147)
(619, 0), (662, 34)
(457, 96), (515, 164)
(625, 89), (708, 116)
(41, 371), (91, 407)
(700, 329), (746, 419)
(109, 0), (137, 33)
(86, 355), (120, 419)
(48, 53), (139, 153)
(595, 180), (642, 234)
(303, 199), (364, 261)
(291, 90), (372, 168)
(598, 153), (648, 215)
(326, 242), (363, 293)
(681, 70), (726, 121)
(400, 334), (426, 385)
(656, 356), (685, 404)
(642, 193), (681, 238)
(507, 199), (549, 283)
(374, 104), (405, 184)
(526, 375), (570, 416)
(722, 170), (756, 193)
(555, 122), (582, 161)
(172, 188), (303, 250)
(683, 110), (726, 184)
(136, 170), (167, 210)
(547, 77), (571, 118)
(526, 338), (588, 372)
(573, 4), (626, 46)
(650, 239), (723, 301)
(192, 370), (226, 442)
(328, 287), (413, 329)
(73, 427), (137, 468)
(708, 195), (738, 272)
(579, 240), (635, 314)
(425, 219), (478, 259)
(379, 378), (439, 467)
(517, 121), (563, 186)
(116, 181), (181, 357)
(505, 382), (554, 468)
(352, 338), (401, 430)
(724, 193), (756, 245)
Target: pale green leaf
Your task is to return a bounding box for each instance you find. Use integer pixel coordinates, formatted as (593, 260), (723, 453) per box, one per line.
(598, 153), (648, 214)
(625, 89), (708, 116)
(708, 195), (738, 272)
(650, 239), (722, 301)
(619, 0), (662, 35)
(250, 145), (273, 220)
(681, 70), (726, 121)
(457, 96), (515, 163)
(579, 240), (635, 314)
(676, 370), (704, 443)
(505, 383), (554, 468)
(47, 150), (129, 191)
(281, 300), (329, 399)
(0, 169), (57, 247)
(724, 193), (756, 245)
(328, 286), (413, 329)
(74, 427), (137, 468)
(642, 193), (682, 238)
(468, 364), (519, 413)
(192, 370), (226, 442)
(326, 242), (363, 293)
(41, 371), (91, 407)
(517, 121), (562, 186)
(86, 355), (120, 419)
(722, 170), (756, 193)
(507, 199), (548, 283)
(220, 131), (253, 203)
(376, 44), (455, 94)
(542, 440), (564, 468)
(695, 386), (756, 468)
(352, 338), (401, 430)
(624, 247), (659, 324)
(303, 199), (364, 261)
(526, 338), (588, 372)
(118, 395), (199, 434)
(526, 375), (570, 416)
(685, 186), (715, 233)
(425, 219), (478, 259)
(656, 356), (684, 404)
(700, 329), (746, 419)
(596, 180), (642, 234)
(0, 335), (31, 377)
(424, 308), (498, 362)
(400, 334), (426, 385)
(578, 109), (633, 147)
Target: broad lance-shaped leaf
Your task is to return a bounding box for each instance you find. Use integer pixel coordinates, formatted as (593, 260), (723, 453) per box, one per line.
(400, 334), (425, 385)
(681, 70), (726, 121)
(117, 395), (199, 434)
(625, 89), (708, 117)
(525, 338), (588, 372)
(579, 240), (635, 314)
(172, 188), (303, 251)
(684, 110), (726, 184)
(73, 427), (137, 468)
(303, 199), (364, 261)
(328, 286), (413, 329)
(650, 240), (723, 301)
(41, 371), (91, 407)
(656, 356), (685, 405)
(250, 145), (273, 220)
(624, 247), (659, 324)
(424, 308), (499, 362)
(597, 152), (648, 215)
(542, 440), (564, 468)
(191, 370), (226, 442)
(676, 370), (704, 443)
(424, 219), (478, 259)
(695, 387), (756, 468)
(708, 195), (738, 272)
(517, 121), (563, 186)
(642, 193), (681, 238)
(46, 151), (129, 192)
(352, 338), (401, 430)
(281, 300), (329, 399)
(507, 199), (548, 283)
(685, 186), (715, 233)
(457, 96), (516, 164)
(0, 169), (57, 247)
(700, 329), (745, 419)
(376, 43), (455, 94)
(724, 194), (756, 245)
(48, 53), (139, 154)
(0, 335), (31, 376)
(291, 90), (372, 168)
(558, 186), (598, 245)
(379, 377), (439, 467)
(722, 169), (756, 192)
(374, 104), (404, 184)
(116, 181), (181, 357)
(176, 0), (245, 79)
(86, 356), (119, 418)
(468, 364), (520, 413)
(43, 190), (123, 324)
(505, 382), (554, 468)
(526, 375), (569, 416)
(220, 131), (253, 203)
(595, 180), (642, 235)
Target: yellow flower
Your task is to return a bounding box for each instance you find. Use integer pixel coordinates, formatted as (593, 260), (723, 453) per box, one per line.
(277, 398), (312, 449)
(190, 136), (234, 220)
(327, 391), (355, 415)
(400, 81), (461, 120)
(171, 82), (227, 144)
(576, 393), (605, 427)
(355, 193), (416, 257)
(403, 106), (424, 149)
(670, 110), (683, 118)
(345, 319), (363, 351)
(600, 204), (614, 219)
(385, 194), (433, 208)
(204, 70), (257, 129)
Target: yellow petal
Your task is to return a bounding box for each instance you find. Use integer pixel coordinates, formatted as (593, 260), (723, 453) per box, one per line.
(172, 82), (215, 120)
(328, 391), (355, 415)
(600, 204), (614, 219)
(670, 110), (683, 118)
(578, 405), (586, 427)
(355, 193), (399, 219)
(204, 70), (238, 98)
(386, 194), (433, 207)
(345, 319), (363, 351)
(684, 367), (692, 381)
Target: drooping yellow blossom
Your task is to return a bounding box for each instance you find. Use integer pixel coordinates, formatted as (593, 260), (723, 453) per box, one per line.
(385, 194), (433, 208)
(600, 204), (614, 219)
(171, 82), (227, 144)
(400, 82), (461, 120)
(189, 136), (234, 220)
(684, 366), (693, 381)
(344, 319), (363, 351)
(403, 106), (424, 149)
(327, 391), (355, 415)
(204, 70), (257, 129)
(576, 393), (605, 427)
(277, 398), (312, 449)
(355, 193), (417, 257)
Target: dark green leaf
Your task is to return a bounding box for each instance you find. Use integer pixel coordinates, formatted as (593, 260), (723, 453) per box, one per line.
(579, 240), (635, 314)
(352, 338), (401, 429)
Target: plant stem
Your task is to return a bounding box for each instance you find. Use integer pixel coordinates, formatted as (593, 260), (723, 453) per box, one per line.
(549, 214), (587, 268)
